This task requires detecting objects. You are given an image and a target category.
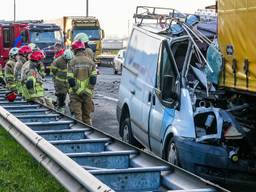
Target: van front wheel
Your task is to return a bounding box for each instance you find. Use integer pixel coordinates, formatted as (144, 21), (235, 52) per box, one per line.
(121, 118), (140, 147)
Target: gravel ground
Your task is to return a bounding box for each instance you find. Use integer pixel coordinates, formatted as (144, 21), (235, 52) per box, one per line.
(44, 66), (121, 139)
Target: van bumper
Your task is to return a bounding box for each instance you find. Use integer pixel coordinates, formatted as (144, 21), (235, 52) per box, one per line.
(175, 137), (256, 189)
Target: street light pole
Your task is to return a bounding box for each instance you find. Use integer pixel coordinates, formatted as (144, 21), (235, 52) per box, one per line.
(86, 0), (89, 17)
(14, 0), (16, 22)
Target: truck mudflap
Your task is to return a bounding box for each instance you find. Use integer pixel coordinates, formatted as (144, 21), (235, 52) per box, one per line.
(175, 137), (256, 190)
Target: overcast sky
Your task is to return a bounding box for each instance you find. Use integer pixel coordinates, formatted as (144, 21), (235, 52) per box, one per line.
(0, 0), (215, 37)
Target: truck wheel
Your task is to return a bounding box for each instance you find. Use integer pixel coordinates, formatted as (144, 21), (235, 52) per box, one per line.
(167, 139), (179, 166)
(121, 117), (141, 147)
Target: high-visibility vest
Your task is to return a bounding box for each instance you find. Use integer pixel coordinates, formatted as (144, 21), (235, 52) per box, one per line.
(67, 53), (97, 97)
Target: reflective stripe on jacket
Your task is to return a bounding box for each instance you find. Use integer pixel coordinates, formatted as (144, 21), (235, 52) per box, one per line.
(51, 56), (68, 83)
(4, 58), (16, 89)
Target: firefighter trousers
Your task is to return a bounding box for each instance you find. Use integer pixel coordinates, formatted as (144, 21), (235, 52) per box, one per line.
(56, 93), (66, 108)
(69, 93), (94, 126)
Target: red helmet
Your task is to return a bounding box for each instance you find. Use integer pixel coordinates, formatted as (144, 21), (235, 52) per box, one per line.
(5, 91), (17, 102)
(18, 45), (32, 55)
(72, 40), (85, 51)
(30, 51), (45, 61)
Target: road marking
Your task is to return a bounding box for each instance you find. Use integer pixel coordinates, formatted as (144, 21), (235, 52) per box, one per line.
(95, 94), (118, 102)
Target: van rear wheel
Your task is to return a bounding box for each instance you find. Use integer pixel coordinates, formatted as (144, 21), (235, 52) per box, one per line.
(121, 117), (141, 147)
(167, 139), (179, 166)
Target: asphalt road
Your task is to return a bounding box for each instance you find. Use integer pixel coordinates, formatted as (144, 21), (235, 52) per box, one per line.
(45, 66), (121, 139)
(93, 67), (121, 138)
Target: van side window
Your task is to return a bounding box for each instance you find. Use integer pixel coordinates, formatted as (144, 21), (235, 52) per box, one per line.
(172, 41), (189, 72)
(159, 42), (178, 102)
(3, 28), (11, 48)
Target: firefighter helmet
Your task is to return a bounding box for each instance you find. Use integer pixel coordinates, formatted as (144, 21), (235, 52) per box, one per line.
(71, 41), (85, 51)
(5, 91), (17, 102)
(28, 43), (38, 50)
(9, 47), (19, 57)
(30, 51), (45, 61)
(74, 33), (89, 43)
(18, 45), (32, 55)
(63, 49), (74, 60)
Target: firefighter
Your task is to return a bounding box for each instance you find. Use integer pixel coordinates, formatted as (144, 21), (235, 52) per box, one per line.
(74, 33), (94, 61)
(51, 49), (74, 112)
(21, 50), (52, 107)
(68, 41), (97, 125)
(28, 43), (46, 78)
(14, 45), (32, 94)
(54, 42), (64, 59)
(4, 47), (19, 90)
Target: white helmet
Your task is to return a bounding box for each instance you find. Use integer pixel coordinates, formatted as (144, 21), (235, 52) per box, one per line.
(28, 43), (38, 51)
(74, 33), (89, 43)
(9, 47), (19, 57)
(63, 49), (74, 60)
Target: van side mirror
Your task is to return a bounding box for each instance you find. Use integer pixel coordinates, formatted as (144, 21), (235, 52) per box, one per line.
(63, 32), (67, 42)
(101, 29), (105, 39)
(162, 75), (178, 102)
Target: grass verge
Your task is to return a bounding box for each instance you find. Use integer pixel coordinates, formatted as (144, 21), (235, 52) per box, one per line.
(0, 127), (67, 192)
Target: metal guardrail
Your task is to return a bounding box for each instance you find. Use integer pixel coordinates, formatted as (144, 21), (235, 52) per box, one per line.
(0, 87), (228, 192)
(0, 104), (112, 192)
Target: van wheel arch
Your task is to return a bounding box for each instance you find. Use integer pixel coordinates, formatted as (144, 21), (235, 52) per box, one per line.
(119, 104), (142, 148)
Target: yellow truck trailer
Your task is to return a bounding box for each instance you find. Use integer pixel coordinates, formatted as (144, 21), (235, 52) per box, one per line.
(218, 0), (256, 93)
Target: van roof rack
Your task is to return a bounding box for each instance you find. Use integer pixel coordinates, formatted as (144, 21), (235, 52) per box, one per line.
(134, 6), (187, 26)
(133, 6), (216, 74)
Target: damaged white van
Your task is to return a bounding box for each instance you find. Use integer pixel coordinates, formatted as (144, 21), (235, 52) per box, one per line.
(117, 6), (256, 189)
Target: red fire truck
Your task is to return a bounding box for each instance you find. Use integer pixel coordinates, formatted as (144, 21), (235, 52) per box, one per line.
(0, 22), (28, 66)
(0, 21), (63, 71)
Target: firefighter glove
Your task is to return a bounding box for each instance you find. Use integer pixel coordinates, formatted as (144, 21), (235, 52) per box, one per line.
(68, 78), (76, 88)
(26, 79), (34, 89)
(89, 76), (97, 86)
